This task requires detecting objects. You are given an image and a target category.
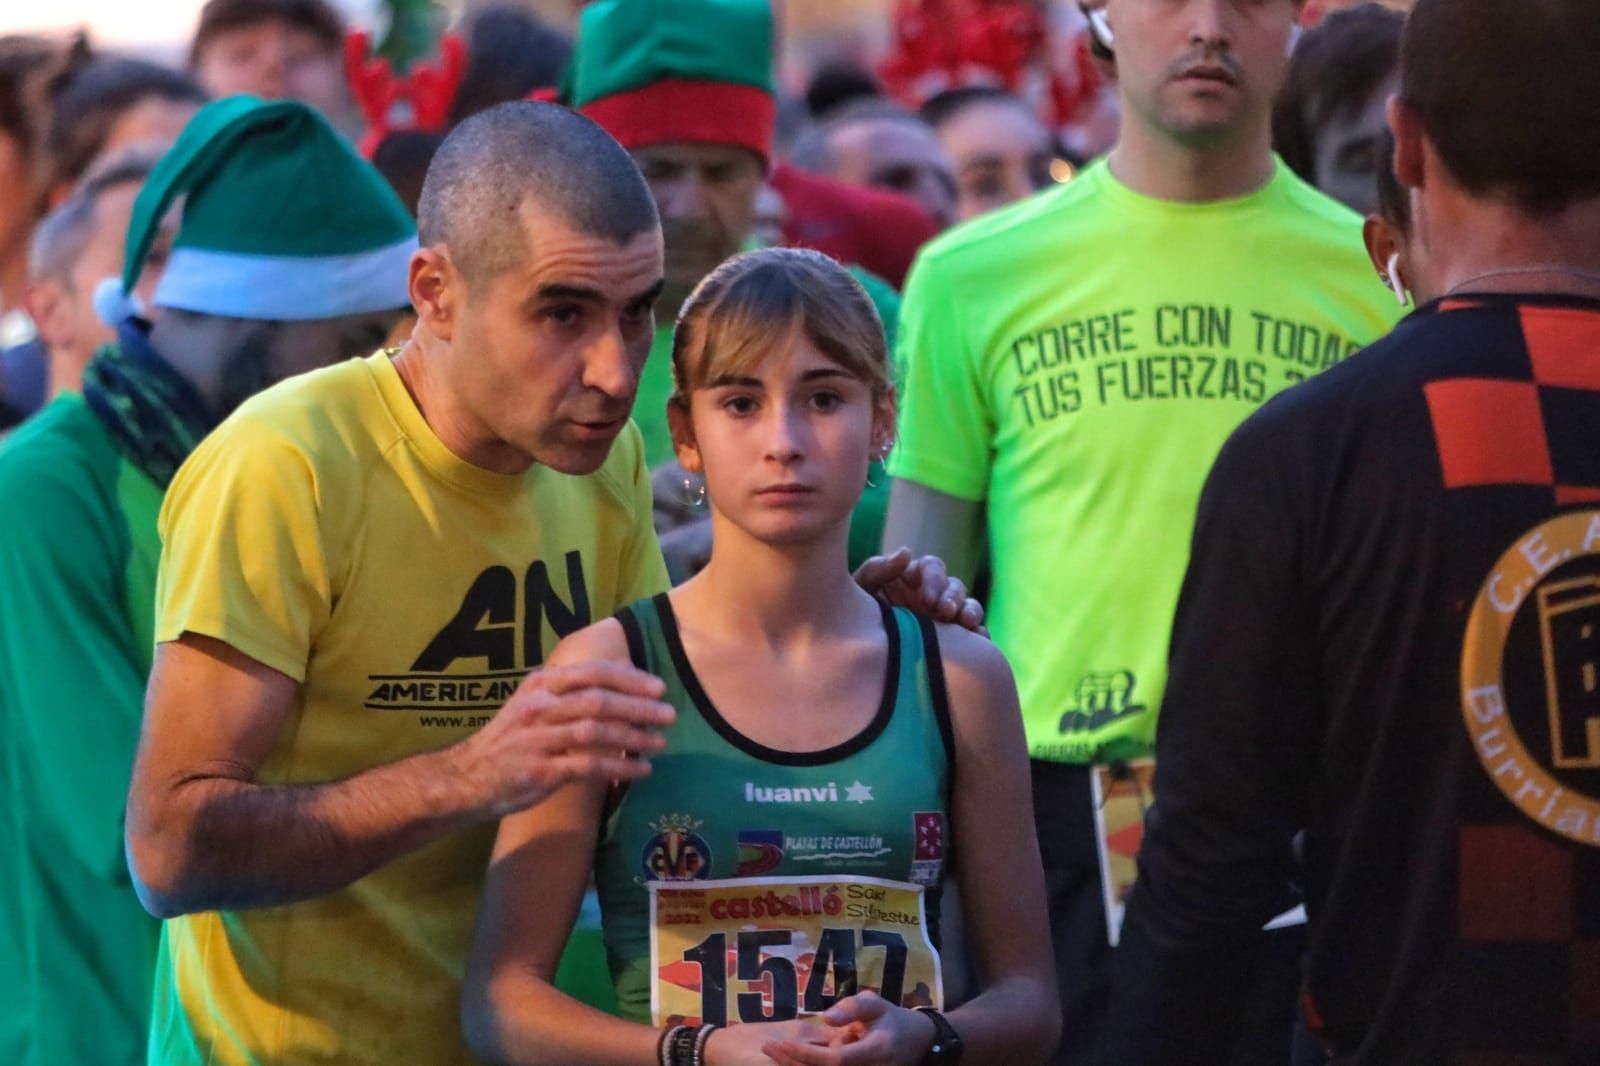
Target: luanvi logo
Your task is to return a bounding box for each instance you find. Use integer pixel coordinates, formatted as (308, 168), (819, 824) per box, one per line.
(364, 551), (592, 717)
(744, 781), (875, 804)
(1058, 670), (1147, 734)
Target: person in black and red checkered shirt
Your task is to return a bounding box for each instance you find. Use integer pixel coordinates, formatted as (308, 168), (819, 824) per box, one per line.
(1101, 0), (1600, 1062)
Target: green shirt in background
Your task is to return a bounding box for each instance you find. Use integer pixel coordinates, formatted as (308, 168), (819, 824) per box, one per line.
(632, 325), (680, 473)
(891, 158), (1403, 764)
(0, 394), (163, 1064)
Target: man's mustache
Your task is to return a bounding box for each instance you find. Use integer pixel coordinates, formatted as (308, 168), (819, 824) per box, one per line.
(660, 216), (731, 257)
(1165, 47), (1244, 83)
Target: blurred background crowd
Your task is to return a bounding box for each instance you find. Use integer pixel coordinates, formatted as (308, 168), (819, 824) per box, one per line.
(18, 2), (1584, 1065)
(0, 0), (1408, 433)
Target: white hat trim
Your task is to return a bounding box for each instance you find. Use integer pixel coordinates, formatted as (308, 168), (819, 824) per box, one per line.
(152, 236), (419, 321)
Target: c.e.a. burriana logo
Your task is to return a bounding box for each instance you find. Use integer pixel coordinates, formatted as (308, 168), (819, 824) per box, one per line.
(1461, 509), (1600, 846)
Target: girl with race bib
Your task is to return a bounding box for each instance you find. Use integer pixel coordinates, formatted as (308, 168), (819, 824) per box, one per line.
(463, 248), (1058, 1066)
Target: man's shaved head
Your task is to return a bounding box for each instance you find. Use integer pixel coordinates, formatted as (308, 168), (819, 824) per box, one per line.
(417, 101), (659, 286)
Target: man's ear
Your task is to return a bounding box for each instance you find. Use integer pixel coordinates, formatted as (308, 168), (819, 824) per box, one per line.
(1363, 215), (1399, 279)
(407, 247), (457, 342)
(1388, 95), (1425, 193)
(1362, 214), (1409, 305)
(23, 279), (72, 351)
(667, 395), (703, 473)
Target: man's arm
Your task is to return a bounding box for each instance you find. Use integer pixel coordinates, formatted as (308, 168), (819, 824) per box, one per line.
(125, 634), (674, 918)
(1099, 412), (1319, 1064)
(880, 479), (984, 587)
(880, 233), (990, 591)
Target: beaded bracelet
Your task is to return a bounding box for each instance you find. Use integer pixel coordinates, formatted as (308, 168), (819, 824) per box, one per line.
(658, 1022), (719, 1066)
(658, 1025), (688, 1066)
(660, 1022), (714, 1066)
(691, 1023), (716, 1065)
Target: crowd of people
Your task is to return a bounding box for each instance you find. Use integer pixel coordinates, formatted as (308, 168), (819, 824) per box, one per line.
(0, 0), (1596, 1064)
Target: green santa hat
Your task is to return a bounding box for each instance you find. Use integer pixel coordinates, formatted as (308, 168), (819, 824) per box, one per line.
(565, 0), (777, 163)
(120, 96), (416, 321)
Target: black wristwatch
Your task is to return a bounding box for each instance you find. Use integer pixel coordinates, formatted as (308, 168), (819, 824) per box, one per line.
(916, 1006), (964, 1065)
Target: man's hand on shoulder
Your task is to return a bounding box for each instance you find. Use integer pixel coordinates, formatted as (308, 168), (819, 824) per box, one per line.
(855, 547), (985, 633)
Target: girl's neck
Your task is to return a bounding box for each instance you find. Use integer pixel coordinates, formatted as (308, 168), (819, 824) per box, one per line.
(678, 515), (877, 654)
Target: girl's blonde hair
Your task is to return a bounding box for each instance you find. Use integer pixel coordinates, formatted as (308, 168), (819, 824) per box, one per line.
(670, 247), (891, 402)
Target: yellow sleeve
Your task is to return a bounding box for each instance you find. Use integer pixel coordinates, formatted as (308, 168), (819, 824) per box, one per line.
(155, 421), (333, 682)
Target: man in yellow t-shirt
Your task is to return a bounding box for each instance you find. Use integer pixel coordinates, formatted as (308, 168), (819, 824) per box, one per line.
(125, 102), (679, 1066)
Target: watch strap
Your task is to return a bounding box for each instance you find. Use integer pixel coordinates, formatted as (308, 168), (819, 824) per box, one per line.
(916, 1006), (964, 1065)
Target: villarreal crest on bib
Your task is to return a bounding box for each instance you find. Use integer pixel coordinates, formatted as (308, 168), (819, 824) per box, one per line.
(597, 595), (955, 1026)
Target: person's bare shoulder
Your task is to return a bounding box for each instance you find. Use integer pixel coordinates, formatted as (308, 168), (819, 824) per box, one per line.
(929, 622), (1020, 739)
(932, 621), (1014, 692)
(544, 616), (633, 670)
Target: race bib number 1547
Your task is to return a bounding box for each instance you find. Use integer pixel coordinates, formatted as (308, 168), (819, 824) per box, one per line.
(649, 875), (943, 1027)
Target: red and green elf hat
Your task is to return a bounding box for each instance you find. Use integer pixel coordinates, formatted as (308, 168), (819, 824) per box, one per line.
(564, 0), (777, 163)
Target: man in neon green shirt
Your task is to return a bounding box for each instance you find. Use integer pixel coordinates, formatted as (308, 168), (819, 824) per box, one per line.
(884, 0), (1402, 1060)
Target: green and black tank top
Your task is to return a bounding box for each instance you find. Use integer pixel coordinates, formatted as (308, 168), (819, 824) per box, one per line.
(595, 593), (955, 1027)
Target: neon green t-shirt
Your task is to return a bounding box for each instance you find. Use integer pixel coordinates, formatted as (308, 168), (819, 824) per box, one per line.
(891, 158), (1402, 764)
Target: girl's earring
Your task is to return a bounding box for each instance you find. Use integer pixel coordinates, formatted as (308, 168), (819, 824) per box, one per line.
(683, 476), (707, 508)
(866, 444), (890, 489)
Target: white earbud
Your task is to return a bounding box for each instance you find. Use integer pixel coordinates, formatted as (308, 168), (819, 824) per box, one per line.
(1086, 7), (1114, 50)
(1385, 252), (1410, 307)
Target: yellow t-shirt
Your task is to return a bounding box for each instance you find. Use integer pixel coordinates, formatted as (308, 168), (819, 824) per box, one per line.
(150, 351), (668, 1065)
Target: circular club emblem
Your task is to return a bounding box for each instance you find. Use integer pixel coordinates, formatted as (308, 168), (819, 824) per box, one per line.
(1461, 509), (1600, 847)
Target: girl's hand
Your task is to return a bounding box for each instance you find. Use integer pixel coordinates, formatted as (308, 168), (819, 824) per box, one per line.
(761, 992), (937, 1066)
(703, 1019), (838, 1066)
